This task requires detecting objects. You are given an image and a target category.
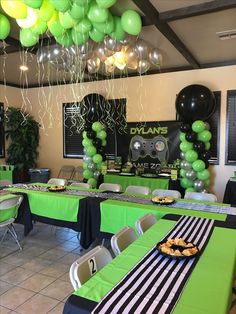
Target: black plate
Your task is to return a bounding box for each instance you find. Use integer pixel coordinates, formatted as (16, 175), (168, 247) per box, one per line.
(47, 186), (66, 192)
(156, 240), (200, 260)
(151, 197), (175, 205)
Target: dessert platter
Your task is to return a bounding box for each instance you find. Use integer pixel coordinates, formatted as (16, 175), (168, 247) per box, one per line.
(156, 238), (199, 259)
(48, 185), (66, 192)
(151, 196), (175, 205)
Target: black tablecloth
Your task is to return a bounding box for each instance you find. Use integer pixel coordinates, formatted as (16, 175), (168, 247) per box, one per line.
(223, 180), (236, 206)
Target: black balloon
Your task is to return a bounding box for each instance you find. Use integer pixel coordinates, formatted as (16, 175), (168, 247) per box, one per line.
(86, 130), (96, 139)
(93, 138), (102, 148)
(180, 123), (191, 133)
(83, 178), (88, 183)
(97, 146), (105, 155)
(185, 131), (197, 142)
(176, 84), (216, 122)
(200, 151), (211, 161)
(84, 123), (92, 131)
(193, 141), (205, 153)
(204, 160), (210, 168)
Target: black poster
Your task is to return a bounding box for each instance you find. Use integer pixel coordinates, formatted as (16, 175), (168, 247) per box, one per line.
(117, 121), (181, 170)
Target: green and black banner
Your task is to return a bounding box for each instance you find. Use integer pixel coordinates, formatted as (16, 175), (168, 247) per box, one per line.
(117, 121), (181, 170)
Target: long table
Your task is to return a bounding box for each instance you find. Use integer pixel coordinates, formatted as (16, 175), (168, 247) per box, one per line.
(4, 184), (234, 235)
(64, 215), (236, 314)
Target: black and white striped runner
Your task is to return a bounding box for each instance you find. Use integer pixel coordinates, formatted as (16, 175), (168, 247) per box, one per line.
(92, 216), (214, 314)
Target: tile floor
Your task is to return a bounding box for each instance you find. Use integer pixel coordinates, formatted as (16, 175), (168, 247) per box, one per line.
(0, 222), (235, 314)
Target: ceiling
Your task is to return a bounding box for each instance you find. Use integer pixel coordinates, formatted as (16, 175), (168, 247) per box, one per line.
(1, 0), (236, 87)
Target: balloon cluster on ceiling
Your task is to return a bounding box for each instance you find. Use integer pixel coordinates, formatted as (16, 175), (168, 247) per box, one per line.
(37, 37), (162, 75)
(175, 84), (216, 193)
(0, 0), (142, 47)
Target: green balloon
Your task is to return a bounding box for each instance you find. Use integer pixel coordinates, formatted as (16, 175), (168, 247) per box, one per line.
(76, 18), (92, 34)
(180, 169), (186, 178)
(197, 130), (212, 143)
(197, 169), (210, 181)
(70, 3), (88, 20)
(179, 132), (186, 142)
(50, 0), (71, 12)
(88, 3), (109, 23)
(48, 12), (65, 37)
(86, 145), (97, 156)
(0, 14), (10, 40)
(39, 0), (54, 22)
(186, 187), (196, 192)
(72, 29), (89, 45)
(192, 160), (206, 172)
(97, 130), (107, 140)
(121, 10), (142, 36)
(192, 120), (206, 133)
(185, 150), (198, 163)
(82, 138), (92, 147)
(96, 162), (102, 170)
(205, 142), (211, 150)
(83, 169), (93, 179)
(74, 0), (92, 5)
(20, 28), (39, 47)
(180, 141), (193, 153)
(205, 179), (210, 187)
(24, 0), (43, 8)
(59, 11), (77, 29)
(83, 163), (88, 170)
(55, 30), (73, 47)
(32, 19), (47, 35)
(93, 12), (114, 34)
(88, 177), (97, 188)
(180, 178), (193, 189)
(92, 121), (103, 132)
(110, 16), (125, 40)
(89, 27), (104, 42)
(93, 153), (103, 164)
(96, 0), (116, 9)
(82, 131), (87, 139)
(102, 139), (107, 146)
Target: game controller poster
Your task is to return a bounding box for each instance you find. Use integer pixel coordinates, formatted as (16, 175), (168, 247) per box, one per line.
(116, 121), (181, 170)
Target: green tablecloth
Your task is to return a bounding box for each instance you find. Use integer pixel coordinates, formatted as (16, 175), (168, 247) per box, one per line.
(100, 199), (227, 234)
(104, 174), (169, 192)
(75, 219), (236, 314)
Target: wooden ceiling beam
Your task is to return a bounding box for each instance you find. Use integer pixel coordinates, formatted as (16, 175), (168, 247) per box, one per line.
(159, 0), (236, 22)
(132, 0), (200, 69)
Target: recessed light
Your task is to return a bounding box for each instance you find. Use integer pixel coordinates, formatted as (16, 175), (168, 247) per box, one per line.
(19, 65), (28, 71)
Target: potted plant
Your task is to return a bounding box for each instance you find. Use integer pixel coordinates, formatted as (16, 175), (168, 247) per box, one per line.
(4, 107), (40, 182)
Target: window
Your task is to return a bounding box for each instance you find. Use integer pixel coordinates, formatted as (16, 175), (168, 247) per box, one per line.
(226, 90), (236, 165)
(63, 98), (126, 158)
(0, 103), (4, 158)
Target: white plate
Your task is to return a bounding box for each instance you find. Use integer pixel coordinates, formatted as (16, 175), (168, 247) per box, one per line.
(158, 173), (171, 177)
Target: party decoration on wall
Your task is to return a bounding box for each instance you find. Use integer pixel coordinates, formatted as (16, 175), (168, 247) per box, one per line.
(176, 84), (216, 193)
(36, 36), (162, 75)
(0, 0), (143, 48)
(82, 121), (107, 188)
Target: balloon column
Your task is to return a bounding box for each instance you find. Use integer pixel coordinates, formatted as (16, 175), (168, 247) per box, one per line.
(176, 84), (216, 193)
(82, 121), (107, 188)
(0, 0), (142, 47)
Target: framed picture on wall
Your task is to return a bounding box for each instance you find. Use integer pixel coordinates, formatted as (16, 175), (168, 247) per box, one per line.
(0, 103), (5, 158)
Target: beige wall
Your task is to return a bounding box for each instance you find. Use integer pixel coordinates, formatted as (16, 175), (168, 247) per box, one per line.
(1, 65), (236, 200)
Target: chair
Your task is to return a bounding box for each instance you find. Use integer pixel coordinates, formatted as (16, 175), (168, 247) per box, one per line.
(0, 195), (23, 250)
(135, 213), (157, 236)
(0, 180), (12, 187)
(111, 226), (137, 256)
(184, 192), (217, 202)
(125, 185), (151, 195)
(47, 178), (68, 185)
(99, 183), (122, 192)
(58, 165), (75, 180)
(71, 166), (83, 182)
(69, 246), (112, 290)
(70, 182), (91, 189)
(152, 189), (181, 198)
